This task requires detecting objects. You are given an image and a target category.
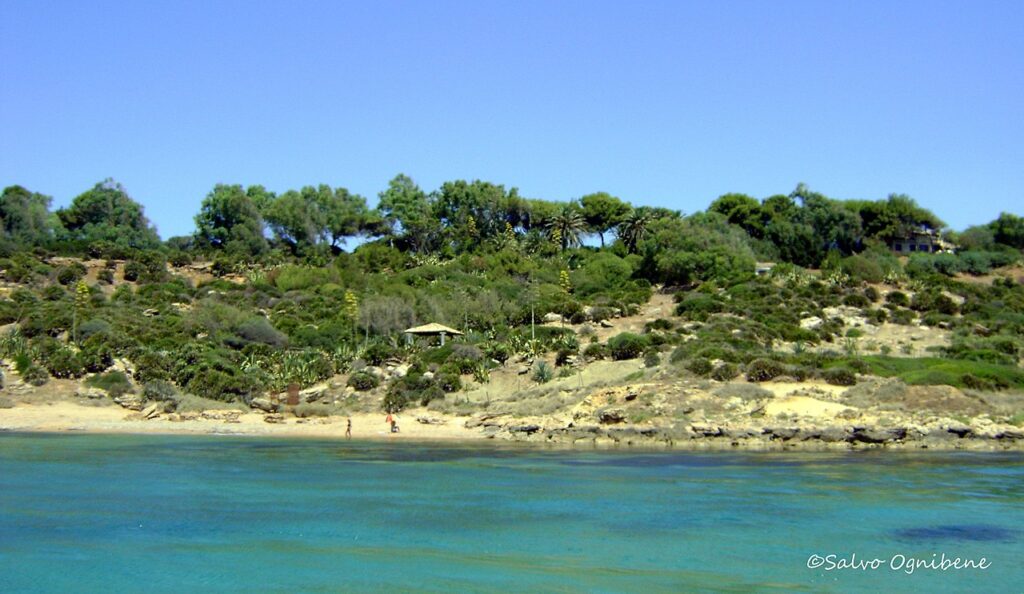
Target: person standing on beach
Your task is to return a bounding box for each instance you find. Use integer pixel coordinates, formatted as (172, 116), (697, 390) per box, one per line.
(386, 413), (394, 433)
(345, 417), (352, 439)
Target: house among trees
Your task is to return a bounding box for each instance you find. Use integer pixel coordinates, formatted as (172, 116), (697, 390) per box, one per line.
(887, 227), (956, 254)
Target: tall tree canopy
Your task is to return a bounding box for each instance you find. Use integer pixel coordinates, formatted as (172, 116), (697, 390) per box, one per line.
(0, 185), (60, 246)
(264, 185), (375, 253)
(194, 184), (269, 257)
(56, 179), (160, 248)
(376, 174), (439, 253)
(580, 192), (631, 247)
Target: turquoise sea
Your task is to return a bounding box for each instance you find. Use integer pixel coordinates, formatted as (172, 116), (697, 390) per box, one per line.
(0, 433), (1021, 593)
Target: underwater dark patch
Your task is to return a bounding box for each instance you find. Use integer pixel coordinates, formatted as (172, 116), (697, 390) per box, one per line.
(893, 524), (1016, 543)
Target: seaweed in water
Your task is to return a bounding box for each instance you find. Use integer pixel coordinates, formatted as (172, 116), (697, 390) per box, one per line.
(893, 524), (1016, 543)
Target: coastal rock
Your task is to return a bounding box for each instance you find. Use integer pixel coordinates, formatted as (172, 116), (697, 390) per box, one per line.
(510, 424), (541, 434)
(113, 394), (143, 411)
(599, 319), (614, 328)
(300, 384), (328, 402)
(416, 415), (446, 425)
(542, 313), (563, 323)
(598, 408), (626, 424)
(799, 316), (823, 330)
(765, 427), (800, 441)
(812, 427), (852, 443)
(75, 387), (108, 400)
(263, 413), (284, 424)
(250, 397), (278, 413)
(141, 402), (162, 420)
(690, 423), (723, 437)
(465, 412), (509, 429)
(852, 427), (907, 444)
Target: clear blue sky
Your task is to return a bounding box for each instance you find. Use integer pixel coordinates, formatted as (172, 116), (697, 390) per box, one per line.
(2, 0), (1021, 239)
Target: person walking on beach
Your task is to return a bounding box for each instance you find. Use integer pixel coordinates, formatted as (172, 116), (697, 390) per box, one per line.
(345, 417), (352, 439)
(386, 413), (395, 433)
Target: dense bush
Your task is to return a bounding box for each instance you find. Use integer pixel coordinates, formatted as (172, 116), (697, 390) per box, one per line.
(710, 362), (738, 381)
(86, 371), (133, 396)
(821, 367), (857, 386)
(56, 263), (87, 285)
(42, 347), (85, 379)
(142, 379), (180, 402)
(435, 372), (462, 393)
(22, 364), (50, 386)
(347, 371), (379, 391)
(643, 348), (661, 367)
(608, 333), (648, 360)
(582, 343), (607, 360)
(745, 358), (785, 382)
(235, 317), (288, 348)
(686, 357), (713, 376)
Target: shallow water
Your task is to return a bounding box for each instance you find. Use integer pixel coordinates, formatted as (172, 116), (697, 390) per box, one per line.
(0, 433), (1021, 592)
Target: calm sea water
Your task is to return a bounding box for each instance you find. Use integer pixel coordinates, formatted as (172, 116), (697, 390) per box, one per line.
(0, 433), (1021, 593)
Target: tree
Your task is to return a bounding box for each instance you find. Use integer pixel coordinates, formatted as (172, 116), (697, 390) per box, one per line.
(854, 193), (945, 241)
(709, 193), (763, 238)
(580, 192), (631, 247)
(0, 185), (60, 246)
(264, 188), (322, 251)
(990, 213), (1024, 249)
(57, 179), (160, 248)
(194, 184), (268, 257)
(376, 174), (438, 253)
(545, 203), (587, 250)
(617, 209), (651, 254)
(319, 187), (377, 250)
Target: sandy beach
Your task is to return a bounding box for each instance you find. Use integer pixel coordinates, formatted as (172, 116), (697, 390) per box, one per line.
(0, 401), (483, 441)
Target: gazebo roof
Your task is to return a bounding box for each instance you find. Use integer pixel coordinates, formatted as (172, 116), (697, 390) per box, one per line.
(404, 323), (464, 336)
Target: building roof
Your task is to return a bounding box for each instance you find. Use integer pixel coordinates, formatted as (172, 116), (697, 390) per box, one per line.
(404, 323), (464, 336)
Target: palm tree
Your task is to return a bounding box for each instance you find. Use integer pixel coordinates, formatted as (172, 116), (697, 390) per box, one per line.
(545, 205), (587, 250)
(617, 208), (652, 253)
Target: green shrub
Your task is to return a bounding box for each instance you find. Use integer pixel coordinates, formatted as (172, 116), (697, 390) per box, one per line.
(745, 358), (785, 382)
(122, 261), (145, 282)
(886, 291), (909, 307)
(142, 380), (180, 403)
(56, 263), (87, 285)
(582, 343), (607, 360)
(532, 361), (554, 384)
(235, 317), (288, 348)
(363, 342), (397, 366)
(22, 364), (49, 386)
(78, 319), (112, 341)
(643, 348), (661, 367)
(97, 268), (114, 284)
(821, 367), (857, 386)
(555, 347), (576, 367)
(436, 372), (462, 393)
(86, 371), (133, 396)
(686, 357), (713, 376)
(644, 318), (674, 332)
(486, 343), (511, 365)
(710, 362), (738, 382)
(42, 347), (85, 379)
(843, 293), (870, 308)
(608, 332), (648, 360)
(347, 371), (380, 391)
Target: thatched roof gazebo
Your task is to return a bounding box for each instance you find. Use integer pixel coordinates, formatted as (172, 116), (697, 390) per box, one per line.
(403, 323), (464, 346)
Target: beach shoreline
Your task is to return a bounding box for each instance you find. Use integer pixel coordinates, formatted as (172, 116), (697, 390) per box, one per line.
(3, 400), (1021, 451)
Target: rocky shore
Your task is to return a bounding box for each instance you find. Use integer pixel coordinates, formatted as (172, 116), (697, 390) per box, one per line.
(474, 416), (1024, 450)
